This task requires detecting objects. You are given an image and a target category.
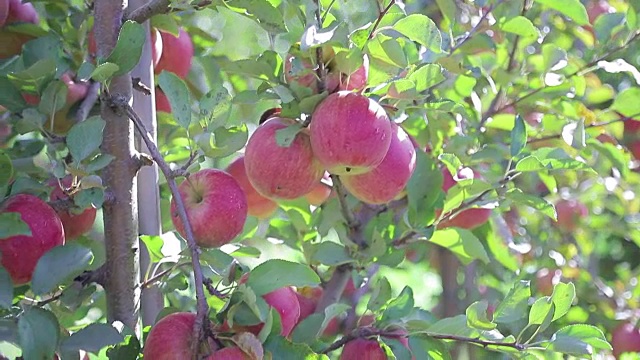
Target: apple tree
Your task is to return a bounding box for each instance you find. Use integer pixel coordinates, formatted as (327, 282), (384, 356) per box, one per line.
(1, 0), (640, 359)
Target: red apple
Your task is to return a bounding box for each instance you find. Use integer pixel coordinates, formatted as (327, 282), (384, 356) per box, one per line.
(226, 156), (278, 219)
(6, 0), (37, 24)
(284, 51), (340, 94)
(625, 119), (640, 134)
(143, 312), (217, 360)
(170, 169), (248, 248)
(48, 176), (97, 241)
(0, 0), (9, 27)
(554, 199), (588, 232)
(303, 172), (332, 206)
(208, 347), (250, 360)
(629, 141), (640, 160)
(535, 268), (561, 296)
(341, 123), (416, 204)
(437, 167), (492, 230)
(245, 117), (324, 200)
(596, 133), (618, 145)
(524, 112), (543, 126)
(340, 338), (387, 360)
(587, 0), (614, 24)
(295, 286), (323, 321)
(155, 28), (193, 79)
(0, 194), (65, 285)
(611, 322), (640, 359)
(311, 91), (392, 175)
(155, 87), (171, 113)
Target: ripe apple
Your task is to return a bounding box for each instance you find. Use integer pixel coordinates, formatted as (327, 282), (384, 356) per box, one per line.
(295, 286), (323, 321)
(554, 199), (588, 232)
(0, 116), (11, 148)
(611, 322), (640, 359)
(245, 117), (324, 200)
(226, 156), (278, 219)
(341, 123), (416, 204)
(535, 268), (561, 296)
(340, 338), (387, 360)
(155, 28), (193, 79)
(0, 0), (9, 27)
(170, 169), (248, 248)
(0, 193), (65, 285)
(624, 119), (640, 134)
(587, 0), (614, 24)
(303, 172), (332, 206)
(155, 87), (171, 113)
(311, 91), (392, 175)
(48, 176), (97, 241)
(208, 347), (250, 360)
(236, 275), (301, 338)
(143, 312), (218, 360)
(0, 0), (38, 59)
(596, 133), (618, 145)
(437, 167), (492, 230)
(629, 141), (640, 160)
(284, 50), (340, 94)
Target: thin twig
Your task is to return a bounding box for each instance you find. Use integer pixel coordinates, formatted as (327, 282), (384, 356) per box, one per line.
(526, 114), (639, 144)
(127, 0), (170, 23)
(115, 96), (209, 359)
(313, 0), (326, 93)
(364, 0), (396, 45)
(139, 262), (191, 289)
(449, 2), (500, 54)
(74, 81), (100, 124)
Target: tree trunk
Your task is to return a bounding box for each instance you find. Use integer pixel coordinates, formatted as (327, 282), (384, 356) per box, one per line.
(94, 0), (140, 332)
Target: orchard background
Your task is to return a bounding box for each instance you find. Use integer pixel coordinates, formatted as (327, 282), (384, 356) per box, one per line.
(0, 0), (640, 358)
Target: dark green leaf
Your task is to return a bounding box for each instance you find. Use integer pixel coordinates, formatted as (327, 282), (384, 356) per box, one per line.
(60, 323), (124, 353)
(37, 80), (67, 115)
(0, 153), (14, 189)
(31, 243), (94, 295)
(368, 277), (392, 312)
(263, 335), (328, 359)
(429, 228), (490, 264)
(0, 212), (32, 238)
(200, 85), (232, 130)
(157, 71), (191, 129)
(0, 76), (27, 111)
(552, 324), (612, 352)
(18, 307), (59, 360)
(310, 242), (354, 266)
(247, 260), (320, 296)
(194, 125), (248, 158)
(381, 286), (414, 320)
(275, 124), (303, 147)
(66, 117), (105, 162)
(0, 267), (13, 309)
(510, 114), (527, 157)
(104, 20), (145, 76)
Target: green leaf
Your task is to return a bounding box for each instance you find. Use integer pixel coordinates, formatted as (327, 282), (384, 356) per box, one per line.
(505, 188), (557, 220)
(409, 336), (452, 360)
(90, 62), (119, 82)
(611, 87), (640, 117)
(200, 85), (232, 130)
(528, 297), (555, 329)
(393, 14), (442, 53)
(0, 153), (14, 188)
(7, 58), (56, 94)
(38, 80), (68, 115)
(515, 148), (594, 173)
(587, 139), (628, 179)
(310, 242), (354, 266)
(139, 235), (164, 263)
(104, 20), (145, 75)
(18, 307), (60, 360)
(0, 76), (27, 111)
(247, 260), (320, 296)
(406, 152), (442, 227)
(551, 324), (612, 352)
(429, 228), (490, 265)
(510, 114), (527, 157)
(263, 335), (329, 360)
(535, 0), (589, 26)
(563, 119), (586, 149)
(301, 24), (338, 51)
(194, 125), (248, 158)
(381, 286), (414, 321)
(368, 277), (392, 311)
(408, 64), (445, 92)
(466, 301), (496, 331)
(0, 267), (13, 309)
(0, 212), (32, 238)
(158, 71), (191, 129)
(550, 282), (575, 321)
(60, 323), (124, 353)
(427, 315), (477, 337)
(435, 0), (456, 25)
(66, 117), (106, 161)
(233, 0), (287, 33)
(275, 124), (303, 147)
(493, 281), (532, 324)
(594, 13), (626, 44)
(31, 243), (94, 295)
(499, 16), (540, 40)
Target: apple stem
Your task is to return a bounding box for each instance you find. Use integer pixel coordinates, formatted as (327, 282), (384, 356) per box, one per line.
(113, 95), (210, 359)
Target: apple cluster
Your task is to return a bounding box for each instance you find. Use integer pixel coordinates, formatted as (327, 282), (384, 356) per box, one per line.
(0, 176), (96, 286)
